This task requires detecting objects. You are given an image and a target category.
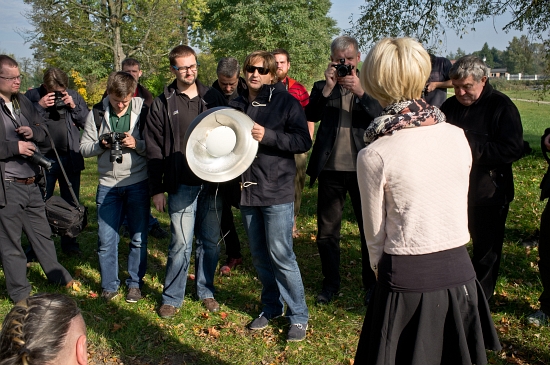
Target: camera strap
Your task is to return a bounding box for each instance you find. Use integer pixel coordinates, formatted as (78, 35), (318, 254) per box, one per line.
(45, 131), (82, 210)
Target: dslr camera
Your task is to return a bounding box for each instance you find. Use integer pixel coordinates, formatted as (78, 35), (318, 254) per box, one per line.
(333, 58), (354, 77)
(99, 132), (125, 164)
(53, 91), (66, 108)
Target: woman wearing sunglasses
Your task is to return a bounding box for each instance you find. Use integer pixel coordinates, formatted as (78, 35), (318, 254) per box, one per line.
(228, 51), (312, 342)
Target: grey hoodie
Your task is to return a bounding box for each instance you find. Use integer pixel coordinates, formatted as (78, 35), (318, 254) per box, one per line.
(80, 97), (148, 187)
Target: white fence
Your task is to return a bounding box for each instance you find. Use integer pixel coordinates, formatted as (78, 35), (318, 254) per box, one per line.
(505, 73), (548, 80)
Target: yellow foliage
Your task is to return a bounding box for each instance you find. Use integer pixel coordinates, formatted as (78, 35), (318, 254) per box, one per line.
(70, 70), (88, 103)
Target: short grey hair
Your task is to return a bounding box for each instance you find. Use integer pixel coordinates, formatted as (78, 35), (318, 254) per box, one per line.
(449, 55), (490, 82)
(216, 57), (240, 78)
(331, 36), (359, 57)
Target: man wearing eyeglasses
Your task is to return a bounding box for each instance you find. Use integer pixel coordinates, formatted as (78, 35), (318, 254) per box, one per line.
(306, 36), (382, 306)
(144, 45), (226, 318)
(0, 55), (74, 303)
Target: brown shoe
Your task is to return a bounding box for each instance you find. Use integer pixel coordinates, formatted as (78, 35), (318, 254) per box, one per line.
(158, 304), (177, 319)
(202, 298), (220, 312)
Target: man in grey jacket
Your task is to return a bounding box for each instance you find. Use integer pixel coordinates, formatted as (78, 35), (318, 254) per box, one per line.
(80, 71), (149, 304)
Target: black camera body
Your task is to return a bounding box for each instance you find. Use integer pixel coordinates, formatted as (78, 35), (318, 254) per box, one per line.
(53, 91), (65, 108)
(99, 132), (125, 164)
(333, 58), (354, 77)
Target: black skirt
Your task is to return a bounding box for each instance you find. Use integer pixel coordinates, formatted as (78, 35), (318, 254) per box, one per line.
(354, 278), (502, 365)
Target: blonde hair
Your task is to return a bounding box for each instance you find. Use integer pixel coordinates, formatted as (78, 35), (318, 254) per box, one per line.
(360, 37), (430, 105)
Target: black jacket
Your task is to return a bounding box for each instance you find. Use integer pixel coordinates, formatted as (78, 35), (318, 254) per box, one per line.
(305, 81), (382, 186)
(441, 82), (524, 206)
(24, 85), (88, 171)
(144, 79), (226, 195)
(229, 82), (312, 206)
(0, 94), (48, 207)
(211, 77), (247, 101)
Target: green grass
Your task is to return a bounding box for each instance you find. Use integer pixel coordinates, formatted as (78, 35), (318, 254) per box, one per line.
(1, 91), (550, 364)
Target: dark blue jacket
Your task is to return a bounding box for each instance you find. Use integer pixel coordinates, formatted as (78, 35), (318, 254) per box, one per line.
(24, 86), (88, 171)
(229, 82), (312, 206)
(305, 80), (382, 186)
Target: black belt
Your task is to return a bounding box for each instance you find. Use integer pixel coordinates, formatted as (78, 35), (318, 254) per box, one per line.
(5, 176), (36, 185)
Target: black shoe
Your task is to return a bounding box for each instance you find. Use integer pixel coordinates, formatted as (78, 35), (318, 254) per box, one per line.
(126, 288), (142, 303)
(316, 290), (335, 304)
(149, 223), (169, 239)
(101, 290), (120, 302)
(63, 247), (82, 257)
(248, 312), (270, 330)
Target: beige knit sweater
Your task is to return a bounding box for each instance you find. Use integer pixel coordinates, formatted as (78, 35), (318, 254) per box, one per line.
(357, 122), (472, 275)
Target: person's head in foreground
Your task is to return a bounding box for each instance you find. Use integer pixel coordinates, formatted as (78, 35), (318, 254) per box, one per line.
(0, 293), (87, 365)
(360, 37), (431, 107)
(448, 55), (490, 106)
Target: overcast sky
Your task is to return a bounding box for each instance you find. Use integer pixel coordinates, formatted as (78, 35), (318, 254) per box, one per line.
(0, 0), (527, 60)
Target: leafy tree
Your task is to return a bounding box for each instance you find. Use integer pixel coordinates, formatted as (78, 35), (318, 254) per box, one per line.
(504, 35), (535, 74)
(201, 0), (338, 87)
(349, 0), (548, 53)
(446, 47), (466, 60)
(473, 43), (494, 67)
(22, 0), (207, 78)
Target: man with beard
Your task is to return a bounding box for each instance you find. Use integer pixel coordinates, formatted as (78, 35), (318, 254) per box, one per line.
(144, 45), (226, 318)
(272, 49), (314, 238)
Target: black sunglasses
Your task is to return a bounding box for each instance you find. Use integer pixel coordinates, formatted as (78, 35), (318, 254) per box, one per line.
(245, 65), (269, 75)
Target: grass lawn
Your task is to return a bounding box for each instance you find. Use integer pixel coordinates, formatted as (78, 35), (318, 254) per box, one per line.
(1, 91), (550, 364)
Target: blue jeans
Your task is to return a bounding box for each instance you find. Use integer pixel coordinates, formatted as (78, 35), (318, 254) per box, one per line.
(240, 203), (309, 324)
(162, 184), (222, 307)
(96, 180), (149, 292)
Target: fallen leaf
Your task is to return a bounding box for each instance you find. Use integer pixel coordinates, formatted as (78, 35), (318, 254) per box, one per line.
(188, 274), (195, 280)
(88, 291), (98, 298)
(208, 327), (220, 338)
(220, 312), (228, 319)
(74, 268), (82, 277)
(112, 323), (122, 332)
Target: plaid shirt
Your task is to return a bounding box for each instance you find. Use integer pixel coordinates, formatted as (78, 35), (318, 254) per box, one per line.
(282, 76), (309, 109)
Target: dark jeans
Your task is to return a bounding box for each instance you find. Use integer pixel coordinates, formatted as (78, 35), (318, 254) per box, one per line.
(220, 201), (241, 259)
(0, 181), (72, 302)
(469, 203), (510, 300)
(44, 153), (81, 252)
(538, 199), (550, 314)
(316, 170), (376, 294)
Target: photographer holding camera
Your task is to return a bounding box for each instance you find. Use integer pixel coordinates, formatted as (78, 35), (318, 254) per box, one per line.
(0, 55), (74, 303)
(25, 67), (88, 257)
(305, 36), (382, 305)
(80, 71), (149, 303)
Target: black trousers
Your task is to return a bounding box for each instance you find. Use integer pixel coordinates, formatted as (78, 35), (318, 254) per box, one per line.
(316, 170), (376, 293)
(468, 203), (510, 300)
(538, 199), (550, 314)
(0, 181), (72, 302)
(220, 201), (241, 259)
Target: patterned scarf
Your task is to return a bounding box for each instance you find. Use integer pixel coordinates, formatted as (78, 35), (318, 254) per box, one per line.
(364, 99), (446, 145)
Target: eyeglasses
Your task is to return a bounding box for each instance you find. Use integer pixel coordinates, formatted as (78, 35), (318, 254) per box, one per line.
(245, 65), (269, 75)
(0, 75), (23, 82)
(172, 64), (199, 73)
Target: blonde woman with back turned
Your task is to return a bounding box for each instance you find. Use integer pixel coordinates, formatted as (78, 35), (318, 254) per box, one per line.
(354, 37), (501, 365)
